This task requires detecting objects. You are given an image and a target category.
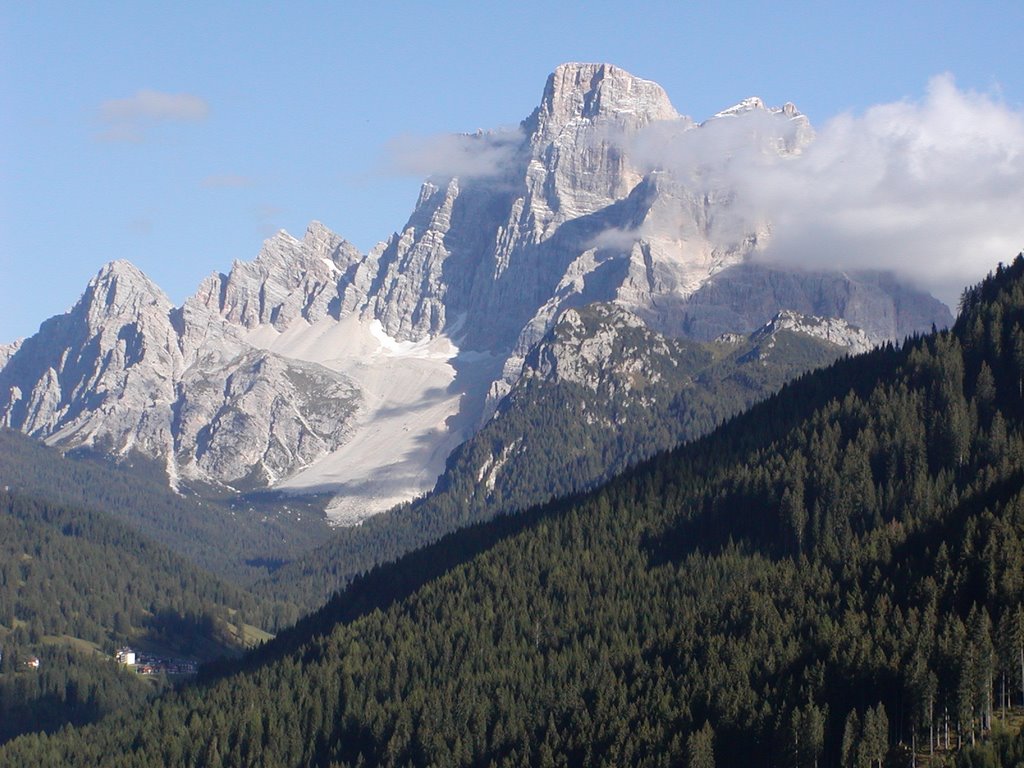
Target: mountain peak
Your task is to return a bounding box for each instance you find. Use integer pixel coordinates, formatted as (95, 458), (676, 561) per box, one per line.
(713, 97), (767, 118)
(711, 96), (807, 122)
(303, 220), (332, 243)
(95, 258), (150, 283)
(704, 96), (813, 153)
(84, 260), (170, 317)
(538, 62), (679, 131)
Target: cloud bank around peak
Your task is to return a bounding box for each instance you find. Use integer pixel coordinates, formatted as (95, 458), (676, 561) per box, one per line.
(747, 75), (1024, 306)
(380, 75), (1022, 309)
(628, 75), (1024, 308)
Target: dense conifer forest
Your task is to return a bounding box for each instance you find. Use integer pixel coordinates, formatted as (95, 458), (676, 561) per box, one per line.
(0, 489), (295, 645)
(0, 428), (331, 585)
(5, 256), (1024, 766)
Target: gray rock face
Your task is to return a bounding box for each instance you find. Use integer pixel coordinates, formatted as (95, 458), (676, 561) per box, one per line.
(746, 309), (874, 357)
(192, 222), (365, 330)
(0, 259), (360, 489)
(363, 63), (693, 350)
(0, 261), (183, 459)
(522, 62), (681, 236)
(525, 303), (873, 397)
(175, 350), (359, 487)
(343, 63), (945, 415)
(0, 340), (22, 370)
(525, 303), (681, 395)
(364, 179), (461, 340)
(669, 263), (952, 343)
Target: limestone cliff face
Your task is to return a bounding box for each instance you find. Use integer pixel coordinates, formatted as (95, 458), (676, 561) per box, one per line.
(523, 303), (684, 396)
(523, 303), (872, 398)
(0, 340), (21, 370)
(743, 310), (875, 358)
(174, 62), (941, 369)
(174, 350), (358, 487)
(521, 62), (681, 237)
(0, 258), (360, 489)
(357, 64), (690, 349)
(672, 263), (951, 343)
(0, 261), (183, 460)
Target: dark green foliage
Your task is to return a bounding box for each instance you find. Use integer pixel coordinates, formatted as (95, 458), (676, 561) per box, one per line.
(0, 646), (157, 744)
(0, 485), (302, 744)
(688, 721), (716, 768)
(956, 727), (1024, 767)
(0, 489), (294, 646)
(0, 428), (331, 586)
(6, 256), (1024, 766)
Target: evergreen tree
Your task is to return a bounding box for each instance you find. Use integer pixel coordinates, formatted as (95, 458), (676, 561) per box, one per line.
(841, 710), (860, 768)
(687, 721), (715, 768)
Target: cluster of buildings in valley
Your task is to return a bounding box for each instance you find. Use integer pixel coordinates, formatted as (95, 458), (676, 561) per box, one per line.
(115, 647), (197, 676)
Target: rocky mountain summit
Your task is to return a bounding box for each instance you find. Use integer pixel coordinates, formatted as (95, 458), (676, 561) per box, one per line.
(749, 310), (874, 356)
(0, 63), (951, 522)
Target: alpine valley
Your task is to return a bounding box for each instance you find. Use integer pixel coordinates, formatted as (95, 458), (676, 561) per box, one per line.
(0, 63), (949, 533)
(7, 62), (1024, 768)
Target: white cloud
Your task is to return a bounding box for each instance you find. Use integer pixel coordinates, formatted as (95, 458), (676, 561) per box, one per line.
(630, 107), (806, 184)
(744, 75), (1024, 305)
(622, 76), (1024, 307)
(96, 89), (209, 142)
(589, 226), (644, 251)
(385, 127), (524, 180)
(253, 203), (285, 237)
(128, 217), (153, 235)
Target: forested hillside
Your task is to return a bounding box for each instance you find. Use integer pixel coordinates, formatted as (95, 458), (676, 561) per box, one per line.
(259, 309), (857, 609)
(4, 255), (1024, 766)
(0, 488), (297, 744)
(0, 489), (294, 645)
(0, 428), (330, 585)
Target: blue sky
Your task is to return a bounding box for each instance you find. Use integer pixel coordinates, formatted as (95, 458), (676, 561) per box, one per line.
(3, 1), (1024, 341)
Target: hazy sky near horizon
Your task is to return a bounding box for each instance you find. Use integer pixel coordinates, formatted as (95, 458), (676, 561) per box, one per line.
(3, 1), (1024, 341)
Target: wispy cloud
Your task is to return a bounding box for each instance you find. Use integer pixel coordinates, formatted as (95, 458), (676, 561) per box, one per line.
(96, 89), (209, 142)
(253, 203), (285, 237)
(385, 127), (524, 180)
(100, 90), (208, 122)
(128, 217), (153, 236)
(201, 174), (257, 189)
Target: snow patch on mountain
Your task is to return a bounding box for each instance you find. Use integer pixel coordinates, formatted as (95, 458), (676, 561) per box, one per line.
(235, 314), (502, 523)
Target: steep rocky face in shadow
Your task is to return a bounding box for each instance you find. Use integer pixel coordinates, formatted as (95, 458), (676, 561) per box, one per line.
(665, 263), (952, 342)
